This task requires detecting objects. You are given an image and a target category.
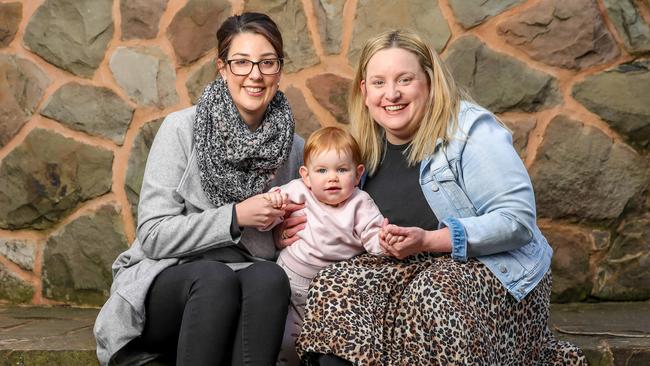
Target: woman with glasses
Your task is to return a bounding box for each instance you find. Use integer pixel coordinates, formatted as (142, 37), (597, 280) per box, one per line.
(94, 12), (305, 366)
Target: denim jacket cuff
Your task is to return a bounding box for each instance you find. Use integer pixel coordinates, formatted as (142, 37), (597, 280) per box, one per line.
(440, 217), (468, 262)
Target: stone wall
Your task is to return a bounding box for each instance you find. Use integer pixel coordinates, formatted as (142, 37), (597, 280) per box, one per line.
(0, 0), (648, 306)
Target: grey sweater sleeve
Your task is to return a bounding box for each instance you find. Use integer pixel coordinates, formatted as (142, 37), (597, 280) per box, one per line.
(136, 110), (240, 260)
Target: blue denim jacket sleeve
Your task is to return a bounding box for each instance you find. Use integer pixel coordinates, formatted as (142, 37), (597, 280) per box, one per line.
(440, 217), (467, 261)
(441, 109), (536, 260)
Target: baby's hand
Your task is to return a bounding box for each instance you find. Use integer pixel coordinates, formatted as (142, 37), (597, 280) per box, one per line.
(381, 225), (405, 246)
(379, 219), (403, 254)
(263, 190), (289, 209)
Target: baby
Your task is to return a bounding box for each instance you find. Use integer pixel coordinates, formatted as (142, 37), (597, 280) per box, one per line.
(264, 126), (401, 366)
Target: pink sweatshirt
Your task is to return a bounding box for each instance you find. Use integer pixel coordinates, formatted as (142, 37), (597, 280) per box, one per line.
(272, 179), (384, 279)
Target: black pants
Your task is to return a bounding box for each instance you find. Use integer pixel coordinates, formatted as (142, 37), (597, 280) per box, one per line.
(317, 354), (352, 366)
(133, 260), (290, 365)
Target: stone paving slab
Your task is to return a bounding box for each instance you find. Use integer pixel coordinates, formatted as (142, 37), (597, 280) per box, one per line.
(0, 306), (98, 366)
(0, 302), (648, 365)
(549, 302), (650, 366)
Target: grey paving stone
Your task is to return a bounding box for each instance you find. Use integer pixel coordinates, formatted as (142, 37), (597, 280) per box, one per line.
(0, 303), (648, 365)
(551, 302), (650, 365)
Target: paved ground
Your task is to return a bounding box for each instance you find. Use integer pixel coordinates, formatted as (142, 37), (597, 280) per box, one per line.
(0, 306), (98, 365)
(549, 302), (650, 365)
(0, 302), (648, 365)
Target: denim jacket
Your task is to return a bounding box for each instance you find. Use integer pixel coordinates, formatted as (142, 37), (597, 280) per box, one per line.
(379, 102), (551, 301)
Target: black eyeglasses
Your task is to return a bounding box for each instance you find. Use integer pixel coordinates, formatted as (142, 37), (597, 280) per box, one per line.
(225, 58), (284, 76)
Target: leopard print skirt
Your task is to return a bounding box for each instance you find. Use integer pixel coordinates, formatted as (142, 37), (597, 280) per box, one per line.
(296, 253), (587, 366)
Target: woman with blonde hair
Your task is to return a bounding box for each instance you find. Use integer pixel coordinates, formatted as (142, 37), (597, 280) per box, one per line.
(284, 29), (586, 365)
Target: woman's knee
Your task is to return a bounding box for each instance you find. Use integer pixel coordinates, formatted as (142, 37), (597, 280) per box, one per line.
(240, 261), (290, 297)
(182, 260), (240, 297)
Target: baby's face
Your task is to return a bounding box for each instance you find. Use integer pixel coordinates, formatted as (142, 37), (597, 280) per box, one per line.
(300, 149), (364, 207)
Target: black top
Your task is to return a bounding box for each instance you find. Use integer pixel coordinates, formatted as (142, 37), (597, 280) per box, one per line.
(364, 141), (439, 230)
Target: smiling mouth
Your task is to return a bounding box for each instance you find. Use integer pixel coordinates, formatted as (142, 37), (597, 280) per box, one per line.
(384, 104), (406, 111)
(245, 86), (264, 93)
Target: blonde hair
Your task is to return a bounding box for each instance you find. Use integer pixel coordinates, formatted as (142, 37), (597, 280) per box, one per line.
(350, 29), (465, 175)
(303, 126), (362, 167)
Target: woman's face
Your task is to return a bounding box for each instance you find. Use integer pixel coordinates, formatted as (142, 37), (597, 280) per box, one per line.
(361, 47), (430, 144)
(218, 32), (281, 130)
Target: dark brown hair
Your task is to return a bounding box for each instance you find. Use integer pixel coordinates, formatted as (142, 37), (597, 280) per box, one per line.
(216, 12), (284, 60)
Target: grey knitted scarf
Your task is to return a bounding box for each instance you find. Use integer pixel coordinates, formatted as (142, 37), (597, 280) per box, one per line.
(193, 77), (294, 207)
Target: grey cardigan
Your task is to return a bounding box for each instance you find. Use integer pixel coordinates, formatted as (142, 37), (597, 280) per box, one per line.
(93, 106), (304, 366)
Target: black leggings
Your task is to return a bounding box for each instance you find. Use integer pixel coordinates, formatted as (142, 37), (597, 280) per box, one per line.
(318, 354), (353, 366)
(133, 260), (290, 365)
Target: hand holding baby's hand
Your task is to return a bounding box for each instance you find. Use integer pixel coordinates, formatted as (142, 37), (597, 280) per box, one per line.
(378, 219), (405, 257)
(380, 223), (405, 246)
(380, 220), (428, 259)
(263, 190), (289, 209)
(236, 192), (288, 229)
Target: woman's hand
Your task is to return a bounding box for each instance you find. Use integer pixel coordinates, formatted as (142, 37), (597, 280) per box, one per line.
(235, 193), (287, 230)
(273, 202), (306, 249)
(380, 224), (451, 259)
(378, 218), (405, 249)
(263, 189), (289, 209)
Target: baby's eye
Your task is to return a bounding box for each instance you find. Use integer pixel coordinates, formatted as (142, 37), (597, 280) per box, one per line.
(316, 168), (327, 174)
(337, 168), (349, 173)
